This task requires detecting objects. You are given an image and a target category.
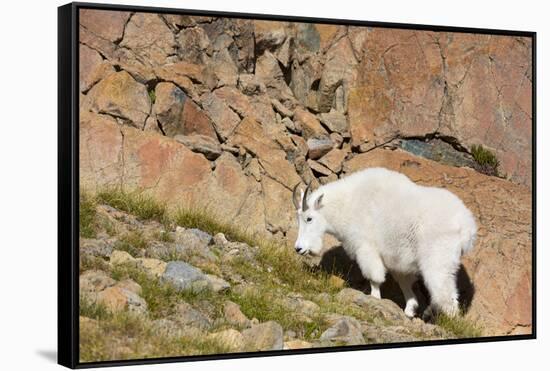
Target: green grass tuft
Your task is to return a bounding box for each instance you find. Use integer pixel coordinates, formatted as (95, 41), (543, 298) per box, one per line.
(148, 89), (156, 104)
(435, 313), (482, 338)
(80, 192), (98, 238)
(80, 296), (112, 321)
(114, 231), (148, 257)
(471, 144), (500, 177)
(96, 188), (167, 222)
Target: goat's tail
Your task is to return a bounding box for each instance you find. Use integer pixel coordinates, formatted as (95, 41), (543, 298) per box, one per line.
(459, 211), (478, 256)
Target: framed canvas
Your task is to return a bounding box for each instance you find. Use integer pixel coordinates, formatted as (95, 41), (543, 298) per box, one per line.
(58, 2), (536, 368)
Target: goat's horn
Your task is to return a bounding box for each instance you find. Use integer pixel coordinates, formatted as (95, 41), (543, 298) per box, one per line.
(302, 182), (311, 212)
(292, 182), (301, 210)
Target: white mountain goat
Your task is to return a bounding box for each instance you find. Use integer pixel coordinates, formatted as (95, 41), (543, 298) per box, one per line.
(292, 167), (477, 318)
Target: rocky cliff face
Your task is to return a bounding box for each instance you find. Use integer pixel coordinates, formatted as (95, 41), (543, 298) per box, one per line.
(79, 10), (533, 336)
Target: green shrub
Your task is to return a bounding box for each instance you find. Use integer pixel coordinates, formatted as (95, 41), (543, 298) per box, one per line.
(471, 144), (500, 176)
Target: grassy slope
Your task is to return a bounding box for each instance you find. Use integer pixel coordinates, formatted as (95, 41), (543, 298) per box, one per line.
(79, 188), (481, 361)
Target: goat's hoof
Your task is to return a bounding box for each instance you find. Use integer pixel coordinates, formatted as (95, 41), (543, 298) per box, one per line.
(422, 306), (435, 322)
(404, 308), (416, 318)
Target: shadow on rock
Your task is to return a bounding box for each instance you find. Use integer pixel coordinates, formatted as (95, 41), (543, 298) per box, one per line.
(315, 245), (475, 315)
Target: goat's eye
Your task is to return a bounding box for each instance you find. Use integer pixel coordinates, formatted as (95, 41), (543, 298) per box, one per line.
(306, 217), (313, 223)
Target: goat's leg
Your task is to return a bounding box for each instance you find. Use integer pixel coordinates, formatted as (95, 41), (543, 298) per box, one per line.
(421, 266), (460, 319)
(393, 272), (419, 318)
(355, 247), (386, 299)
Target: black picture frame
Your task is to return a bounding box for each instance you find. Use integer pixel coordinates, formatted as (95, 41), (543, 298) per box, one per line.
(58, 2), (537, 369)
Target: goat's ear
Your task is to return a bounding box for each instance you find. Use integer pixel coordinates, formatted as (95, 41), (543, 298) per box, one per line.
(314, 194), (324, 210)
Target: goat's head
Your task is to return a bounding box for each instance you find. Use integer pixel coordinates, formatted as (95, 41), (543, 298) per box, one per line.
(292, 182), (327, 256)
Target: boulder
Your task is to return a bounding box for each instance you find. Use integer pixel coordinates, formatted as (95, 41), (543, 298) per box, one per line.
(79, 270), (115, 294)
(96, 283), (148, 314)
(318, 149), (347, 173)
(119, 13), (177, 66)
(85, 71), (151, 128)
(242, 321), (284, 351)
(79, 9), (131, 43)
(154, 82), (218, 139)
(174, 134), (222, 160)
(293, 108), (328, 139)
(319, 109), (349, 134)
(161, 261), (211, 293)
(79, 44), (115, 93)
(176, 26), (211, 64)
(307, 137), (334, 160)
(171, 302), (212, 330)
(224, 301), (251, 328)
(80, 238), (113, 258)
(200, 92), (241, 140)
(320, 315), (364, 345)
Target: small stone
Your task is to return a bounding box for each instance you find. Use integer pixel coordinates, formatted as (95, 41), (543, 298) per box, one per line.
(174, 134), (222, 160)
(307, 159), (333, 176)
(336, 288), (407, 322)
(329, 132), (344, 149)
(224, 301), (251, 328)
(279, 296), (320, 316)
(307, 137), (334, 160)
(205, 274), (231, 292)
(213, 233), (228, 246)
(319, 109), (349, 134)
(320, 316), (364, 345)
(80, 270), (115, 294)
(135, 257), (167, 277)
(161, 261), (210, 293)
(238, 74), (266, 95)
(294, 108), (328, 139)
(318, 148), (347, 173)
(172, 302), (212, 330)
(110, 250), (135, 266)
(80, 238), (113, 258)
(282, 117), (298, 133)
(271, 99), (294, 117)
(115, 279), (142, 295)
(242, 321), (284, 351)
(97, 285), (148, 314)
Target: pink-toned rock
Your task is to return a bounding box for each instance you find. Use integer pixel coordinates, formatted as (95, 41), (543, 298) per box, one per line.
(79, 9), (131, 43)
(153, 82), (217, 139)
(229, 118), (302, 189)
(318, 148), (347, 173)
(177, 26), (211, 64)
(318, 37), (358, 112)
(200, 92), (241, 140)
(79, 44), (115, 93)
(120, 13), (177, 66)
(293, 108), (328, 139)
(347, 29), (532, 186)
(343, 148), (532, 335)
(80, 111), (213, 205)
(174, 134), (221, 160)
(307, 137), (334, 160)
(85, 71), (151, 128)
(307, 159), (332, 177)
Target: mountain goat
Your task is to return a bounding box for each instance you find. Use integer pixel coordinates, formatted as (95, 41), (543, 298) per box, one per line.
(292, 167), (477, 318)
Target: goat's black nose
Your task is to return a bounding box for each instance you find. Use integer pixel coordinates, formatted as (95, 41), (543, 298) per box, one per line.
(295, 246), (302, 253)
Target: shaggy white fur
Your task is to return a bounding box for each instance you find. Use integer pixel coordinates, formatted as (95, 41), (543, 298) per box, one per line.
(293, 167), (477, 318)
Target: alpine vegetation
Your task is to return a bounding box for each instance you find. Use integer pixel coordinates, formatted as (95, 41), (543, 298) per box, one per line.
(292, 167), (478, 319)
